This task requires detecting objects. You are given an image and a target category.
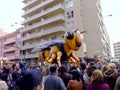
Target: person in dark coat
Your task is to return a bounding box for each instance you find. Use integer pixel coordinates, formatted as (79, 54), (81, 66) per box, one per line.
(79, 62), (89, 90)
(11, 63), (20, 82)
(16, 69), (44, 90)
(58, 65), (71, 87)
(44, 64), (66, 90)
(86, 70), (111, 90)
(114, 76), (120, 90)
(0, 67), (10, 83)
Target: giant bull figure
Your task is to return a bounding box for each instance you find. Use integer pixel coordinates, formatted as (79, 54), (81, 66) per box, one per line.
(32, 29), (86, 67)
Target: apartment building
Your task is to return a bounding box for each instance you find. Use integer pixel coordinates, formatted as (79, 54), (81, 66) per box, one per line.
(22, 0), (111, 64)
(113, 42), (120, 60)
(81, 0), (111, 60)
(0, 28), (22, 65)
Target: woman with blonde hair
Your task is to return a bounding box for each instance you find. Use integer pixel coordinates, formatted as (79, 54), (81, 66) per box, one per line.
(86, 70), (111, 90)
(103, 63), (119, 90)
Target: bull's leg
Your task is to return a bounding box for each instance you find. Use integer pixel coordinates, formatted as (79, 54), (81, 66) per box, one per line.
(72, 53), (80, 66)
(45, 54), (51, 61)
(69, 56), (77, 66)
(68, 59), (71, 65)
(47, 45), (59, 64)
(47, 53), (56, 63)
(56, 51), (62, 67)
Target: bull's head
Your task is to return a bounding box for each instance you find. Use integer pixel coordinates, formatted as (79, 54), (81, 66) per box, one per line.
(64, 29), (86, 51)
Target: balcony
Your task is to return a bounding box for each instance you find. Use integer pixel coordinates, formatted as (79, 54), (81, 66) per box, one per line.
(22, 4), (64, 24)
(4, 47), (16, 53)
(23, 14), (65, 32)
(22, 0), (54, 17)
(22, 43), (38, 50)
(23, 0), (39, 10)
(7, 56), (16, 60)
(25, 53), (38, 59)
(22, 26), (65, 41)
(4, 39), (16, 45)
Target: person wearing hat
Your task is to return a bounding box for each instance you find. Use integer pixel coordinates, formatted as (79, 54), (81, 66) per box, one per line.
(16, 69), (44, 90)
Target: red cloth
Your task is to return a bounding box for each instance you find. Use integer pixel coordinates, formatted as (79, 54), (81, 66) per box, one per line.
(67, 80), (83, 90)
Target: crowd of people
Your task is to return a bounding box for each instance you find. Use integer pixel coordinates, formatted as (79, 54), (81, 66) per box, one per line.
(0, 60), (120, 90)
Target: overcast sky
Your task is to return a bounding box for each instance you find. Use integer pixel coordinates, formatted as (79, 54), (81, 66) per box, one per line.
(0, 0), (120, 42)
(100, 0), (120, 42)
(0, 0), (24, 33)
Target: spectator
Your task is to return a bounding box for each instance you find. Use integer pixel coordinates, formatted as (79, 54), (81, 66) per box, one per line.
(102, 64), (108, 73)
(19, 62), (26, 73)
(0, 79), (8, 90)
(114, 76), (120, 90)
(11, 63), (20, 82)
(58, 65), (71, 87)
(103, 63), (119, 90)
(87, 65), (97, 77)
(67, 70), (83, 90)
(16, 69), (44, 90)
(86, 62), (96, 77)
(79, 62), (89, 90)
(70, 66), (77, 71)
(0, 67), (10, 83)
(86, 70), (111, 90)
(44, 64), (66, 90)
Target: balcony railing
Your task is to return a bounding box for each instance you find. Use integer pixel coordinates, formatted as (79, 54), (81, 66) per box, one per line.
(24, 53), (38, 59)
(7, 56), (16, 60)
(22, 43), (38, 50)
(23, 0), (38, 9)
(4, 39), (16, 45)
(22, 26), (65, 41)
(23, 14), (65, 32)
(22, 0), (54, 17)
(22, 4), (64, 24)
(4, 47), (16, 52)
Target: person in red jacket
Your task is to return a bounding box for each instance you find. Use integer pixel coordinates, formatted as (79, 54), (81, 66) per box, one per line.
(67, 70), (83, 90)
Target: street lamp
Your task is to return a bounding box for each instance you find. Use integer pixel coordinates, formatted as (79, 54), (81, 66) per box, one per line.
(103, 14), (113, 18)
(108, 14), (112, 16)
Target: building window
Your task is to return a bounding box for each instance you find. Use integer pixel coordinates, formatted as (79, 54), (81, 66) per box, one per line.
(66, 0), (73, 8)
(67, 21), (74, 30)
(67, 11), (74, 19)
